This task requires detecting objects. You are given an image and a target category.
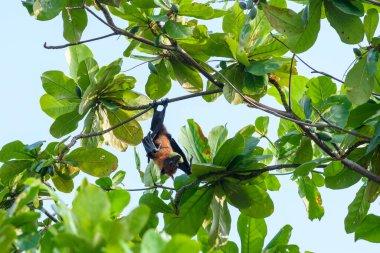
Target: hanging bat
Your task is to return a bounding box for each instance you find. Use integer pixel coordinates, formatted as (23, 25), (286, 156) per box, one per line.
(142, 100), (192, 177)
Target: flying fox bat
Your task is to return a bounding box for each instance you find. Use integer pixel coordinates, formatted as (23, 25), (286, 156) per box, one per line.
(142, 100), (192, 177)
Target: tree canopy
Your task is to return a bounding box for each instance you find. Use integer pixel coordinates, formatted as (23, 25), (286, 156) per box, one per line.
(1, 0), (380, 252)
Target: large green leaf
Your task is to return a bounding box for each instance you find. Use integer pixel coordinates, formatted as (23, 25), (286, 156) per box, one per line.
(237, 214), (267, 253)
(221, 182), (274, 218)
(109, 2), (147, 23)
(52, 175), (74, 193)
(170, 59), (203, 93)
(346, 102), (380, 128)
(287, 0), (322, 53)
(264, 224), (293, 250)
(208, 125), (228, 157)
(344, 185), (370, 233)
(191, 163), (226, 178)
(165, 20), (193, 39)
(249, 34), (288, 59)
(164, 187), (214, 236)
(121, 205), (151, 241)
(62, 3), (87, 43)
(179, 3), (225, 20)
(41, 71), (80, 102)
(40, 94), (78, 119)
(245, 59), (282, 76)
(297, 177), (324, 220)
(72, 183), (110, 238)
(139, 193), (173, 214)
(102, 109), (143, 148)
(77, 58), (99, 92)
(325, 0), (364, 44)
(213, 134), (245, 167)
(65, 147), (118, 177)
(0, 224), (17, 252)
(179, 119), (211, 164)
(262, 4), (304, 38)
(0, 141), (31, 162)
(81, 108), (101, 148)
(141, 229), (166, 253)
(108, 189), (130, 217)
(222, 2), (246, 39)
(324, 161), (362, 189)
(208, 189), (231, 248)
(145, 60), (171, 99)
(161, 234), (200, 253)
(331, 0), (364, 16)
(66, 44), (93, 81)
(33, 0), (66, 20)
(305, 76), (337, 108)
(0, 160), (32, 184)
(50, 107), (83, 138)
(345, 56), (374, 105)
(355, 214), (380, 242)
(364, 8), (379, 43)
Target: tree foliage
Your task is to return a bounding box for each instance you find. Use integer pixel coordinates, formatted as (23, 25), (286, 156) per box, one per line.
(2, 0), (380, 251)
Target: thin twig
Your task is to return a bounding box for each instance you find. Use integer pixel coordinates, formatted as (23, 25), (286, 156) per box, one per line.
(123, 58), (160, 72)
(270, 33), (344, 83)
(269, 78), (291, 112)
(341, 140), (369, 159)
(123, 185), (175, 191)
(44, 33), (117, 49)
(40, 208), (59, 223)
(364, 0), (380, 6)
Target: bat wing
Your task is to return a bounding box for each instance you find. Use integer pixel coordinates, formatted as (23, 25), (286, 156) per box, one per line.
(142, 132), (158, 159)
(150, 103), (167, 139)
(169, 135), (192, 175)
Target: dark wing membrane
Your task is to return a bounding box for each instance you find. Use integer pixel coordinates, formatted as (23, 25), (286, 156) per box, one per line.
(169, 136), (192, 175)
(142, 132), (158, 160)
(150, 105), (167, 139)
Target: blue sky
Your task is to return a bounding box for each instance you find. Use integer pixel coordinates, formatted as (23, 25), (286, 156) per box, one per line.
(0, 1), (379, 252)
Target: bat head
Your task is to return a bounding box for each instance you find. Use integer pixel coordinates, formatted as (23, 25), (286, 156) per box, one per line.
(161, 154), (182, 177)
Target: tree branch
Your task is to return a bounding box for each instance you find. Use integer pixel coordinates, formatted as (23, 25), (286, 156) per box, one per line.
(40, 208), (59, 223)
(44, 33), (117, 49)
(289, 53), (296, 110)
(364, 0), (380, 7)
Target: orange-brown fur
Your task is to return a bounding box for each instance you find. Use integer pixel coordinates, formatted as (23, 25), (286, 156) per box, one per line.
(152, 127), (178, 176)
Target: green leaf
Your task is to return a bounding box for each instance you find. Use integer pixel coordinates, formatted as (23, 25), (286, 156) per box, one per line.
(164, 187), (214, 236)
(208, 125), (228, 157)
(5, 211), (40, 227)
(265, 174), (281, 191)
(293, 137), (313, 164)
(41, 71), (79, 102)
(129, 0), (157, 9)
(0, 224), (17, 252)
(346, 102), (380, 128)
(179, 3), (221, 20)
(366, 48), (379, 77)
(345, 56), (374, 105)
(50, 107), (83, 138)
(223, 2), (246, 39)
(249, 35), (288, 59)
(208, 189), (231, 248)
(65, 147), (118, 177)
(355, 214), (380, 242)
(191, 163), (226, 178)
(52, 175), (74, 193)
(305, 76), (337, 108)
(66, 44), (93, 81)
(331, 0), (364, 16)
(139, 193), (172, 214)
(293, 158), (327, 177)
(95, 177), (113, 189)
(62, 6), (88, 43)
(77, 58), (99, 91)
(33, 0), (66, 20)
(344, 185), (370, 233)
(324, 161), (362, 189)
(165, 20), (193, 38)
(237, 214), (267, 253)
(287, 0), (322, 53)
(146, 61), (171, 99)
(0, 140), (30, 162)
(221, 182), (274, 218)
(170, 59), (203, 93)
(109, 2), (147, 23)
(297, 176), (324, 220)
(364, 8), (379, 43)
(72, 183), (110, 238)
(40, 94), (78, 119)
(141, 229), (166, 253)
(213, 134), (245, 167)
(255, 116), (270, 135)
(81, 108), (101, 148)
(102, 109), (143, 149)
(122, 205), (151, 240)
(0, 160), (32, 184)
(262, 4), (304, 37)
(179, 119), (211, 163)
(264, 224), (292, 250)
(245, 59), (282, 76)
(161, 234), (200, 253)
(108, 189), (130, 217)
(112, 170), (126, 186)
(325, 0), (364, 44)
